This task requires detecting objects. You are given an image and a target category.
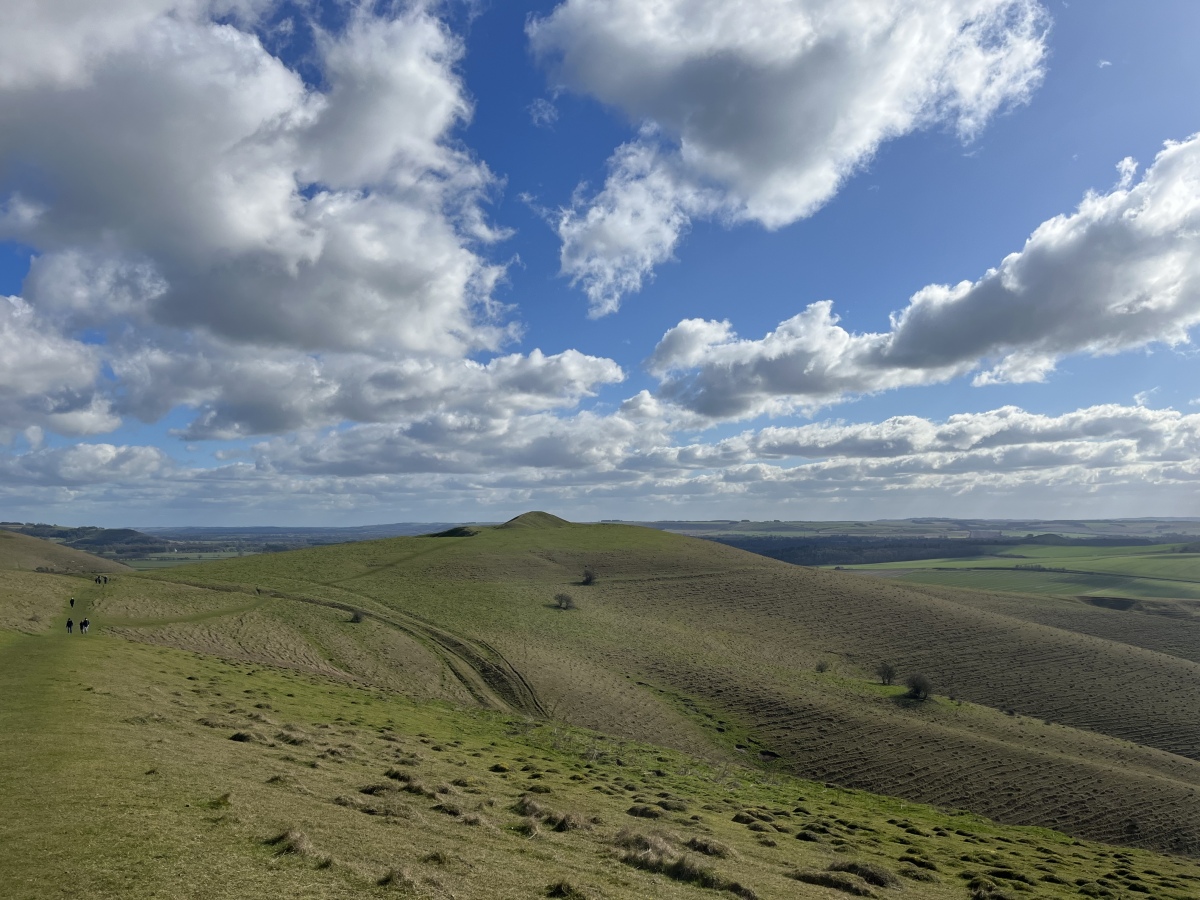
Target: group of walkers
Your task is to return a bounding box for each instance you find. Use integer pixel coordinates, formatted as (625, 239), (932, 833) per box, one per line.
(93, 575), (109, 584)
(66, 597), (92, 634)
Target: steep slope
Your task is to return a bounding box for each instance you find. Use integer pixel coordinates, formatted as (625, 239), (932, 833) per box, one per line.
(0, 529), (130, 574)
(91, 519), (1200, 856)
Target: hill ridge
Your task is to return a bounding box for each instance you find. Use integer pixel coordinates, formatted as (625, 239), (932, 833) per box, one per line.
(496, 510), (572, 529)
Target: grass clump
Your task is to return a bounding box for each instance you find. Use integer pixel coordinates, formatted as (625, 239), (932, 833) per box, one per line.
(377, 867), (419, 890)
(627, 804), (663, 819)
(545, 880), (589, 899)
(613, 830), (755, 898)
(684, 835), (733, 858)
(263, 829), (327, 867)
(828, 859), (899, 887)
(788, 868), (875, 896)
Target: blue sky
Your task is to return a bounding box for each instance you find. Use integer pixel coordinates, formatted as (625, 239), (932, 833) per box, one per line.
(1, 0), (1199, 526)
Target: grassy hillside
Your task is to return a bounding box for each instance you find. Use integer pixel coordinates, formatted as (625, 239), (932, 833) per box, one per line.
(0, 528), (131, 575)
(44, 513), (1193, 862)
(6, 583), (1200, 899)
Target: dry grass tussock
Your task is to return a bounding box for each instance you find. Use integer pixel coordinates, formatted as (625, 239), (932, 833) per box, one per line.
(264, 829), (330, 867)
(612, 829), (757, 898)
(512, 793), (592, 832)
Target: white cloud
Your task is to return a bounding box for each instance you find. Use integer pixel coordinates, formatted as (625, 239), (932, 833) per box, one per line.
(651, 136), (1200, 418)
(108, 342), (624, 440)
(2, 6), (510, 357)
(0, 296), (118, 438)
(528, 97), (559, 128)
(0, 2), (634, 444)
(3, 403), (1199, 521)
(531, 0), (1049, 312)
(555, 136), (721, 315)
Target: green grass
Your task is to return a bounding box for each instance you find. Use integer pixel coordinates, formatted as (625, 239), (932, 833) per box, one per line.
(838, 543), (1200, 600)
(7, 513), (1200, 896)
(5, 604), (1200, 898)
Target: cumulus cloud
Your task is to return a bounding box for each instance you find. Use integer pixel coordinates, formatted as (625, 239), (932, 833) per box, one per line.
(2, 4), (508, 357)
(651, 135), (1200, 418)
(0, 1), (632, 441)
(0, 296), (119, 438)
(531, 0), (1049, 313)
(111, 343), (624, 440)
(3, 402), (1198, 521)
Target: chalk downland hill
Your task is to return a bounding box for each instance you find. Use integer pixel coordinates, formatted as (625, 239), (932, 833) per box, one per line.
(5, 512), (1200, 898)
(0, 528), (130, 574)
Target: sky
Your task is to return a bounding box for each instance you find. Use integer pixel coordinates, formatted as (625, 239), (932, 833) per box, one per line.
(2, 0), (1200, 527)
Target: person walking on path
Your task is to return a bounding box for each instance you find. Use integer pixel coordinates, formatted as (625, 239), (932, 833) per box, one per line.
(70, 598), (75, 608)
(66, 618), (73, 634)
(81, 618), (90, 634)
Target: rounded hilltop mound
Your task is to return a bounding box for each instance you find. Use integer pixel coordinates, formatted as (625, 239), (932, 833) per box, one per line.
(497, 511), (572, 529)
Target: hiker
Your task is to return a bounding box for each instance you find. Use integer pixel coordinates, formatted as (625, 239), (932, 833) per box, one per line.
(81, 618), (90, 634)
(66, 618), (73, 634)
(70, 598), (75, 608)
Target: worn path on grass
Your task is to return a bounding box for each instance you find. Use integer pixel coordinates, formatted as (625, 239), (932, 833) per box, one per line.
(0, 593), (288, 898)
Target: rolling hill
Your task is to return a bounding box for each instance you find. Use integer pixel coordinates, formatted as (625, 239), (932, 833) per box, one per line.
(0, 528), (131, 574)
(85, 514), (1200, 856)
(7, 512), (1200, 897)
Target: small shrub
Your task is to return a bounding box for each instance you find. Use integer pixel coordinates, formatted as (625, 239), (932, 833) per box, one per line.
(815, 660), (830, 673)
(349, 609), (365, 623)
(875, 662), (897, 686)
(554, 592), (576, 610)
(905, 673), (933, 700)
(581, 567), (596, 586)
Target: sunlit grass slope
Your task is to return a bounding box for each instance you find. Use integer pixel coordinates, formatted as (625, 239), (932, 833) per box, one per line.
(78, 513), (1200, 859)
(0, 528), (130, 574)
(6, 589), (1200, 899)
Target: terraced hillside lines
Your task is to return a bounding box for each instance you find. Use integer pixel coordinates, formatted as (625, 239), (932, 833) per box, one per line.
(116, 572), (546, 718)
(122, 518), (1200, 857)
(907, 583), (1200, 666)
(15, 620), (1200, 900)
(664, 669), (1200, 854)
(0, 528), (130, 574)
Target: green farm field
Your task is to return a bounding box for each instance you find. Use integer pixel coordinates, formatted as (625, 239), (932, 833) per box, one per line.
(840, 543), (1200, 602)
(7, 514), (1200, 897)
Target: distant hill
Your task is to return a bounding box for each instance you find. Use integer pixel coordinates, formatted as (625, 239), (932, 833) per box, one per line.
(93, 516), (1200, 858)
(0, 530), (130, 574)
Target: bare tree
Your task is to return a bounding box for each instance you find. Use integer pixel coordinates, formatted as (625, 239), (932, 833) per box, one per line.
(581, 567), (596, 586)
(905, 672), (933, 700)
(554, 592), (576, 610)
(875, 661), (897, 686)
